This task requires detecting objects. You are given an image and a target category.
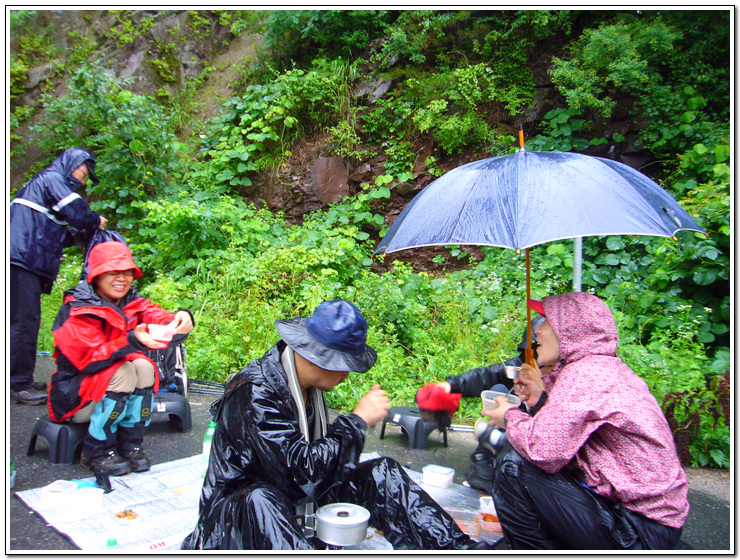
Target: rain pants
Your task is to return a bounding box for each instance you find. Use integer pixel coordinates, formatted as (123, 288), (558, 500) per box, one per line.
(182, 341), (484, 550)
(494, 292), (688, 549)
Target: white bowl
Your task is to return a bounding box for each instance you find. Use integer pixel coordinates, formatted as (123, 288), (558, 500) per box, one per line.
(148, 324), (175, 342)
(481, 390), (522, 410)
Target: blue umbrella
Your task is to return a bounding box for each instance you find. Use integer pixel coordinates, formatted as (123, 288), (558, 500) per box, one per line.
(374, 149), (706, 364)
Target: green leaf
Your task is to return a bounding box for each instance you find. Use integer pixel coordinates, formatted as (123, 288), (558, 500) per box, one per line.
(606, 237), (624, 251)
(693, 269), (717, 285)
(697, 330), (715, 343)
(129, 139), (145, 152)
(482, 306), (497, 320)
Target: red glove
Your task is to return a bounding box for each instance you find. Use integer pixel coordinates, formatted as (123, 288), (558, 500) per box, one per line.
(415, 383), (462, 415)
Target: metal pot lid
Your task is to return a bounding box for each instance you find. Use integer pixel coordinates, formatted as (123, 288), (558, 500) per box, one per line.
(316, 503), (370, 526)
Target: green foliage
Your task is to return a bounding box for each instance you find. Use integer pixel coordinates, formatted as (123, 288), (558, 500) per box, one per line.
(205, 56), (364, 189)
(639, 86), (727, 161)
(9, 10), (37, 30)
(107, 10), (155, 48)
(214, 10), (257, 36)
(30, 63), (186, 229)
(262, 10), (395, 65)
(551, 18), (681, 118)
(410, 64), (497, 154)
(523, 108), (615, 152)
(475, 10), (574, 114)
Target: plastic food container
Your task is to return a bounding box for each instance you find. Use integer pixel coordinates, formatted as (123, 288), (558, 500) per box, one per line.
(75, 486), (105, 514)
(478, 495), (502, 532)
(314, 502), (370, 546)
(40, 480), (77, 508)
(423, 464), (455, 488)
(480, 513), (502, 533)
(481, 390), (521, 410)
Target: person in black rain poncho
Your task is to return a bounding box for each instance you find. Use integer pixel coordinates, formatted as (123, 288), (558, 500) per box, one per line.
(182, 299), (490, 550)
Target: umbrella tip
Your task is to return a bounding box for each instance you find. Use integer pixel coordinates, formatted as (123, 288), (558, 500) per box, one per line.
(672, 236), (678, 242)
(515, 249), (521, 255)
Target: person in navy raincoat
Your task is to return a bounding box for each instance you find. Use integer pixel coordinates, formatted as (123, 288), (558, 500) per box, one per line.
(182, 300), (491, 550)
(49, 241), (194, 475)
(10, 148), (108, 405)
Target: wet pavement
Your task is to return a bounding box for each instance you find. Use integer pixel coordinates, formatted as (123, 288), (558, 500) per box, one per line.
(8, 358), (732, 552)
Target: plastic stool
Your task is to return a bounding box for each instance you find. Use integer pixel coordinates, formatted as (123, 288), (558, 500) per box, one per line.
(379, 406), (450, 449)
(27, 417), (89, 465)
(152, 392), (192, 432)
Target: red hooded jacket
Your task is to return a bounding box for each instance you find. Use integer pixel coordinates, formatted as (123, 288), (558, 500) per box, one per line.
(48, 242), (177, 421)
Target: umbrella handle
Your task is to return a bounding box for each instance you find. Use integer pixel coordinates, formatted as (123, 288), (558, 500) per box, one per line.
(525, 248), (536, 367)
(524, 348), (536, 368)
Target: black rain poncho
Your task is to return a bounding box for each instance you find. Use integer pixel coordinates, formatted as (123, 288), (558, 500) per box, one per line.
(182, 341), (482, 550)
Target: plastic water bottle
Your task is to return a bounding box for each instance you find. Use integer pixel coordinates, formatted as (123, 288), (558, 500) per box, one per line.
(474, 418), (506, 451)
(201, 420), (216, 476)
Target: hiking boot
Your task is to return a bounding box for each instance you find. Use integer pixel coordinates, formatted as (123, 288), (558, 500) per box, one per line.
(32, 381), (48, 392)
(10, 387), (47, 405)
(83, 450), (131, 476)
(120, 448), (151, 472)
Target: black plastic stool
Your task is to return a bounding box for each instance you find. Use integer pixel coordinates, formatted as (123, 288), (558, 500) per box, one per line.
(379, 406), (450, 449)
(152, 392), (192, 432)
(27, 417), (89, 465)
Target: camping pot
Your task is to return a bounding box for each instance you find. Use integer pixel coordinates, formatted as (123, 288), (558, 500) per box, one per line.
(312, 502), (370, 546)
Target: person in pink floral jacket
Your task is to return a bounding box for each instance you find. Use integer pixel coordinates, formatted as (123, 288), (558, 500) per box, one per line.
(485, 292), (688, 550)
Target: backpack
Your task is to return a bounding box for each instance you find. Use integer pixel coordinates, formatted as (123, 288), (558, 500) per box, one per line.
(148, 344), (188, 394)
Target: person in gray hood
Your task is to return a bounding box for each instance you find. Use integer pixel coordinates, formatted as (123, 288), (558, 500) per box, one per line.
(10, 148), (108, 405)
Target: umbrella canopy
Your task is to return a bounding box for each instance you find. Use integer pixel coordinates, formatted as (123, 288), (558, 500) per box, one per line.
(374, 150), (706, 365)
(375, 151), (704, 255)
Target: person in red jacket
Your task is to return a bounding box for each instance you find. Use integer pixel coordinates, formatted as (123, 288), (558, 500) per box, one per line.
(49, 241), (194, 476)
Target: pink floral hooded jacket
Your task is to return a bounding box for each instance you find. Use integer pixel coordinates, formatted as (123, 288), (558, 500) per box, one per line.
(504, 292), (689, 529)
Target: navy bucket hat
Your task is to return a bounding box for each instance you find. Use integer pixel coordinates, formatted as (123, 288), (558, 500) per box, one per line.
(276, 300), (377, 373)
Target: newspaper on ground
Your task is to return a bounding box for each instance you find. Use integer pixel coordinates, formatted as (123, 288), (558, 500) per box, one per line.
(15, 452), (500, 550)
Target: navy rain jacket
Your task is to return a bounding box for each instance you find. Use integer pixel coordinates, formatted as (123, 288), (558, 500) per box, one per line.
(10, 148), (102, 292)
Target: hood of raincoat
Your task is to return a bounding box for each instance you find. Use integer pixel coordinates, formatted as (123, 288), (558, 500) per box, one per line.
(87, 241), (143, 283)
(540, 292), (618, 366)
(46, 147), (100, 186)
(9, 148), (102, 287)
